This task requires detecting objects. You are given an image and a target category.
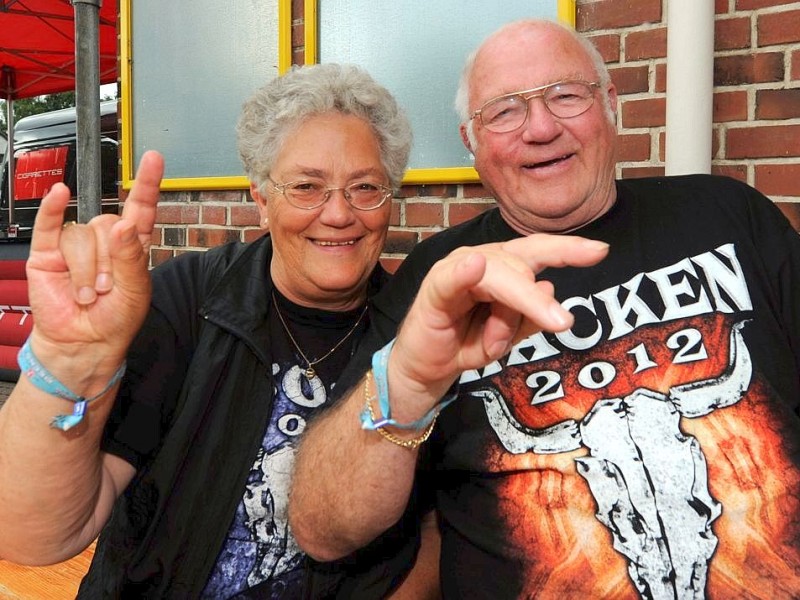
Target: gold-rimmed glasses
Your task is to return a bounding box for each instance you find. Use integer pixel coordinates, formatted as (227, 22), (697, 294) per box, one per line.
(471, 80), (600, 133)
(268, 177), (393, 211)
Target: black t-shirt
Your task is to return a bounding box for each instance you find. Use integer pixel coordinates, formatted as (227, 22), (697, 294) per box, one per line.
(341, 175), (800, 599)
(203, 290), (368, 599)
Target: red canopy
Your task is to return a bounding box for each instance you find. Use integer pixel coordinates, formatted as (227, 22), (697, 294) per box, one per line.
(0, 0), (117, 100)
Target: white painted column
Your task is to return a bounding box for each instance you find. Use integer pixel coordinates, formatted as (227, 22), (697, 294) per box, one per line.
(665, 0), (715, 175)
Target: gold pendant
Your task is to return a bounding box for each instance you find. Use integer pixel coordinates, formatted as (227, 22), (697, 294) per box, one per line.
(304, 367), (316, 380)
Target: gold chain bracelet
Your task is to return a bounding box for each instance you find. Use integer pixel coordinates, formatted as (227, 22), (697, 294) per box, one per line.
(363, 371), (437, 450)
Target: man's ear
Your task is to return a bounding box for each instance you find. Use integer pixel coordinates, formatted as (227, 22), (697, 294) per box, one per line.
(460, 123), (474, 154)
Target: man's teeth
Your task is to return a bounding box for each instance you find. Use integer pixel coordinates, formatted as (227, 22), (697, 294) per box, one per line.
(317, 240), (356, 246)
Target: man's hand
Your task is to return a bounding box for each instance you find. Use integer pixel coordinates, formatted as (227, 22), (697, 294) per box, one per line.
(387, 235), (609, 417)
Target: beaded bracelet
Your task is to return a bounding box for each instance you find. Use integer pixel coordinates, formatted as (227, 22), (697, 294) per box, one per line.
(17, 338), (126, 432)
(359, 338), (458, 437)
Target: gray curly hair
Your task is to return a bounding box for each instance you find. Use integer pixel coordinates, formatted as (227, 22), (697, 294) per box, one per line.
(454, 19), (614, 148)
(237, 63), (412, 193)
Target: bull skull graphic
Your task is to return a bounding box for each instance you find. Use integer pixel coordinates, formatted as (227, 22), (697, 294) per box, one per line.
(477, 320), (752, 600)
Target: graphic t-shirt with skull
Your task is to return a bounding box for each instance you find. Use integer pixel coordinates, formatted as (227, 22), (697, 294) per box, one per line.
(355, 175), (800, 599)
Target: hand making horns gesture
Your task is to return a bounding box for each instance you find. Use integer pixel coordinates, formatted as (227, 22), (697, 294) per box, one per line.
(24, 151), (164, 378)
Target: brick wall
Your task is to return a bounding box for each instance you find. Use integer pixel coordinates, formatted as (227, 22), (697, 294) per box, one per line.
(146, 0), (800, 270)
(580, 0), (800, 230)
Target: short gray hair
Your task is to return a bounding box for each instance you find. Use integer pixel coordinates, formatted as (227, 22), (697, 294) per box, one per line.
(237, 63), (412, 192)
(454, 19), (614, 147)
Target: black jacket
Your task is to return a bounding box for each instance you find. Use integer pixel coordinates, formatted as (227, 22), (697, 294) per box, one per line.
(79, 235), (394, 598)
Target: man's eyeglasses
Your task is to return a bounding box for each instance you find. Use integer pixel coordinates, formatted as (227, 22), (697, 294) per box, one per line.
(471, 80), (600, 133)
(268, 177), (393, 211)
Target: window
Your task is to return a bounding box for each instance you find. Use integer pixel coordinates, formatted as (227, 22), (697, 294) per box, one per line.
(121, 0), (289, 190)
(308, 0), (575, 183)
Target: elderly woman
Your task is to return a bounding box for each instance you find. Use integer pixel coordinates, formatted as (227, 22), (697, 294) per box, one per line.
(0, 64), (424, 598)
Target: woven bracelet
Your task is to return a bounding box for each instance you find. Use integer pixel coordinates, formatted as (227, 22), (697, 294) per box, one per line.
(17, 338), (126, 432)
(359, 338), (458, 433)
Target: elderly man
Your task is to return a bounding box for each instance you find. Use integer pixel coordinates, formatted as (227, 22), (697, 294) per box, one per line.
(290, 19), (800, 599)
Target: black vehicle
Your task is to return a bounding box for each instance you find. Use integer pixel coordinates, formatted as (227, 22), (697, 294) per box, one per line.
(0, 100), (120, 242)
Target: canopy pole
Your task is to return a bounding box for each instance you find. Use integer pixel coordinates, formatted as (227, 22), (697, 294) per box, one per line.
(1, 66), (14, 226)
(5, 98), (13, 226)
(72, 0), (102, 223)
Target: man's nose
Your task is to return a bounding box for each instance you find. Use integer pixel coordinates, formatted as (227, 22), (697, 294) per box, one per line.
(520, 96), (562, 142)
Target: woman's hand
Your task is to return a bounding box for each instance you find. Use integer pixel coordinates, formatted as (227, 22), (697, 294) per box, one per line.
(24, 151), (164, 384)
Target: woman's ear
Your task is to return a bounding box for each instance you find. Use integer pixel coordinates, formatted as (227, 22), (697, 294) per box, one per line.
(250, 182), (269, 230)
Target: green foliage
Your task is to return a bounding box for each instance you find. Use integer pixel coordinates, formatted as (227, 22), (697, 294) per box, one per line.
(0, 92), (76, 137)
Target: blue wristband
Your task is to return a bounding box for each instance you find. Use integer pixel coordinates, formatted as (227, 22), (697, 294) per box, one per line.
(360, 338), (458, 432)
(17, 338), (126, 432)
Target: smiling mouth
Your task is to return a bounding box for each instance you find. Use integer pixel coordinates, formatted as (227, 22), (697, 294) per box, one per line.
(316, 239), (357, 247)
(525, 154), (572, 169)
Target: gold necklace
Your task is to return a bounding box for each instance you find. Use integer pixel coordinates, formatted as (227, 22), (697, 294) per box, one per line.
(272, 291), (368, 380)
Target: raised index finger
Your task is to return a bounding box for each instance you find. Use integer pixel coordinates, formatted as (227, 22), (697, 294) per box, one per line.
(502, 233), (609, 272)
(30, 182), (72, 255)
